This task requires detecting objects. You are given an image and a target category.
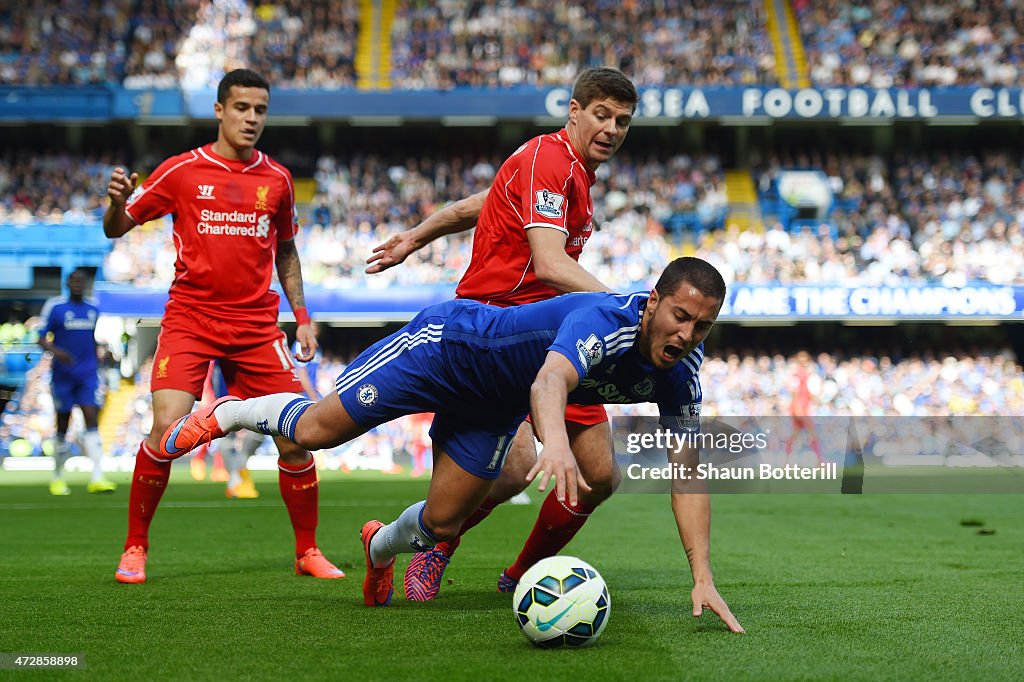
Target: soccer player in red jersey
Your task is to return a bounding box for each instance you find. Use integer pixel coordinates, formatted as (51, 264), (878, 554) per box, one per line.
(104, 69), (344, 584)
(368, 68), (738, 628)
(785, 350), (824, 464)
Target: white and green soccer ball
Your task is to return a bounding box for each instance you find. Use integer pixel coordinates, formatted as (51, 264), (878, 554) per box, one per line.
(513, 556), (610, 648)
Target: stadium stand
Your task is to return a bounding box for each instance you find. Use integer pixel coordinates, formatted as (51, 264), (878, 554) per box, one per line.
(390, 0), (776, 89)
(3, 146), (1023, 289)
(795, 0), (1024, 87)
(4, 0), (1024, 91)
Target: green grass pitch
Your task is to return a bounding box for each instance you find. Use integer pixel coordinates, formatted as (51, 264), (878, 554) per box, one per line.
(0, 469), (1020, 680)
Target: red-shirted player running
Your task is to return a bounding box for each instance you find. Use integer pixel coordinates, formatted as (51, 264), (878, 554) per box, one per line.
(784, 350), (824, 464)
(367, 68), (740, 630)
(104, 69), (344, 584)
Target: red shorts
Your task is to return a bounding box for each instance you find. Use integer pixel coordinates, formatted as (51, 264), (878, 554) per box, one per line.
(151, 302), (302, 399)
(526, 403), (609, 426)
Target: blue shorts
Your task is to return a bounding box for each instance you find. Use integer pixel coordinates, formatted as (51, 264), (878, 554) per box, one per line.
(51, 373), (101, 413)
(335, 319), (524, 480)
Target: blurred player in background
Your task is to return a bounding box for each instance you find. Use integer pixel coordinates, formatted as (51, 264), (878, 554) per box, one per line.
(368, 67), (642, 600)
(199, 362), (262, 498)
(293, 320), (322, 400)
(103, 68), (344, 584)
(784, 350), (824, 464)
(38, 267), (117, 496)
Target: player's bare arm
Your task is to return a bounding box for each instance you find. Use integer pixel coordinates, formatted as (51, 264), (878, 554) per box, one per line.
(103, 167), (139, 238)
(527, 227), (613, 294)
(275, 239), (317, 361)
(670, 444), (745, 634)
(526, 352), (592, 506)
(366, 189), (489, 274)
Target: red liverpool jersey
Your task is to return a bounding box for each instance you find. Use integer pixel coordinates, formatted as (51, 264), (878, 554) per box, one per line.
(124, 144), (298, 325)
(456, 128), (596, 307)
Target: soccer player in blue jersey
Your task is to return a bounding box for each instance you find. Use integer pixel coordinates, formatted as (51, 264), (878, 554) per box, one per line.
(38, 268), (117, 496)
(292, 321), (322, 400)
(159, 258), (743, 632)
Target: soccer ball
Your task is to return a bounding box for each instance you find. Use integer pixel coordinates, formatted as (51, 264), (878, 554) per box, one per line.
(513, 556), (610, 648)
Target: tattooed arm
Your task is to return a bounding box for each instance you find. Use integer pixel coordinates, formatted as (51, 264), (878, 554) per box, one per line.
(275, 239), (317, 362)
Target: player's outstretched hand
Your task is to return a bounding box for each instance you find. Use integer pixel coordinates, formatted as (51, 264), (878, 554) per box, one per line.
(107, 168), (138, 207)
(526, 443), (591, 507)
(691, 581), (745, 633)
(294, 323), (318, 362)
(365, 232), (418, 274)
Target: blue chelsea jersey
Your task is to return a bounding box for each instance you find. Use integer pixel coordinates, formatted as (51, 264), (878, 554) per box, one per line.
(431, 292), (703, 425)
(40, 296), (99, 379)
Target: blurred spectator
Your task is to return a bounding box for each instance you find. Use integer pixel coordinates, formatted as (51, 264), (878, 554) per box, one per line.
(796, 0), (1024, 87)
(0, 0), (131, 85)
(391, 0), (775, 89)
(6, 1), (1024, 90)
(0, 153), (118, 222)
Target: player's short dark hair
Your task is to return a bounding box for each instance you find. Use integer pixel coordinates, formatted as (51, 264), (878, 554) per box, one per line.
(68, 266), (93, 281)
(217, 69), (270, 104)
(655, 257), (727, 301)
(571, 68), (638, 110)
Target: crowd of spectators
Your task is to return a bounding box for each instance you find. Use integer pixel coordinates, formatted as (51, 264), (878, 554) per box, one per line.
(0, 0), (132, 86)
(122, 0), (359, 90)
(0, 153), (114, 224)
(91, 147), (1023, 289)
(4, 146), (1024, 288)
(3, 345), (1020, 466)
(701, 347), (1024, 418)
(2, 0), (357, 90)
(92, 149), (722, 289)
(7, 1), (1024, 90)
(733, 150), (1024, 286)
(795, 0), (1024, 87)
(121, 0), (201, 89)
(391, 0), (775, 89)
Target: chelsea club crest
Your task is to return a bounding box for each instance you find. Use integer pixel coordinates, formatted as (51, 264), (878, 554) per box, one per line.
(357, 383), (379, 407)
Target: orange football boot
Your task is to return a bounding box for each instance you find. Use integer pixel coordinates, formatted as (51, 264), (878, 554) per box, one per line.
(294, 547), (345, 579)
(160, 396), (239, 459)
(360, 520), (394, 606)
(115, 545), (147, 584)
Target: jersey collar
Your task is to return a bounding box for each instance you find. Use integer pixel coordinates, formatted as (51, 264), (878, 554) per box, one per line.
(200, 144), (264, 173)
(557, 129), (597, 185)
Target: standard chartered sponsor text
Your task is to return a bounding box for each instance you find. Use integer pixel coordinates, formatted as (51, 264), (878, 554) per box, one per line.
(197, 209), (264, 236)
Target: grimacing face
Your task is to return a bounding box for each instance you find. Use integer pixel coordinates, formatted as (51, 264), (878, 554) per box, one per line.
(215, 86), (269, 152)
(639, 283), (723, 370)
(567, 96), (634, 169)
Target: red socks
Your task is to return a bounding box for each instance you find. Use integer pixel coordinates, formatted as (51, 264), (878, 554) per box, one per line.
(435, 496), (499, 557)
(505, 490), (597, 581)
(124, 443), (321, 559)
(124, 442), (172, 551)
(278, 455), (319, 557)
